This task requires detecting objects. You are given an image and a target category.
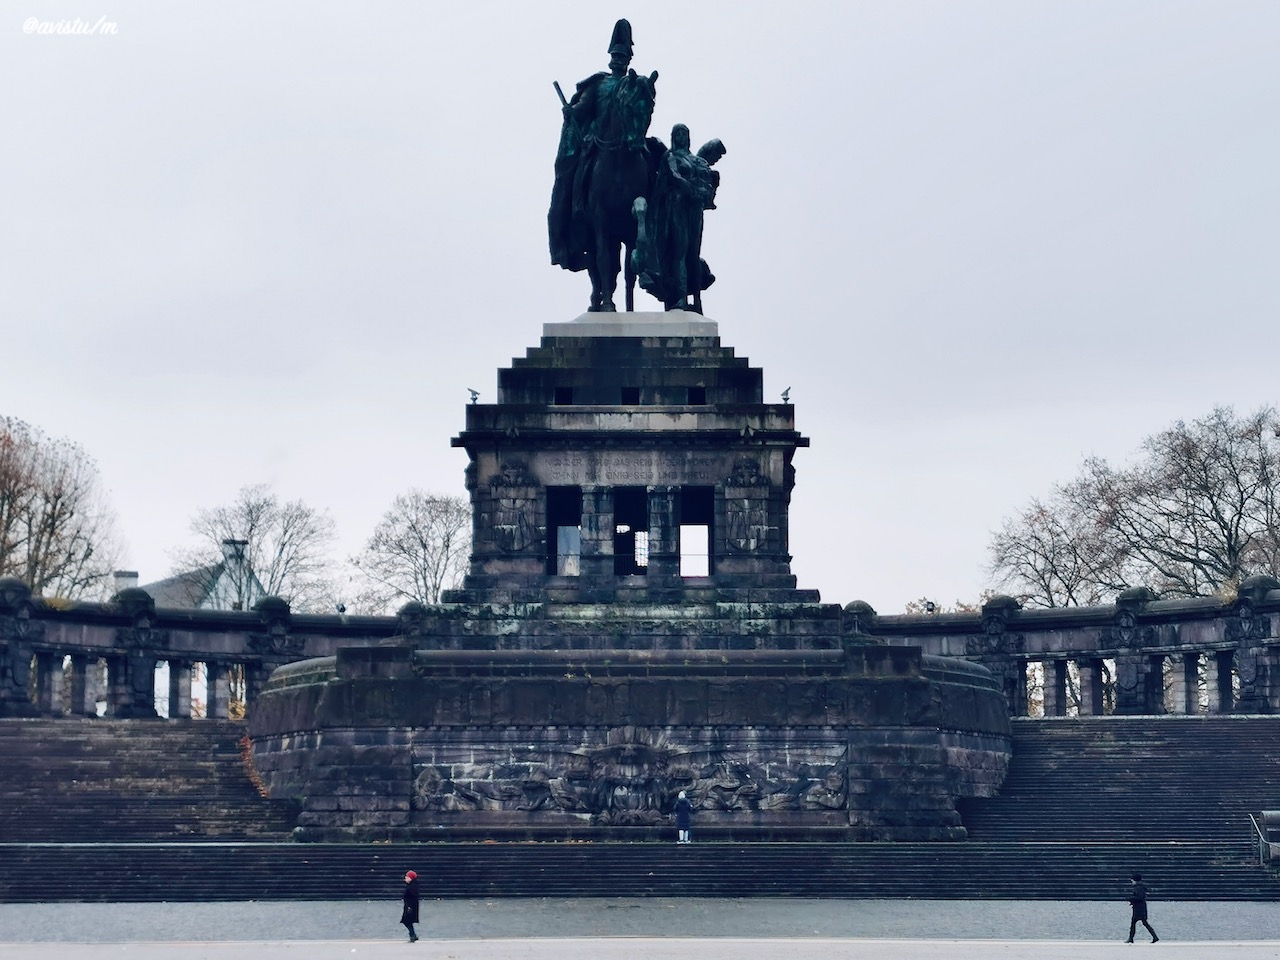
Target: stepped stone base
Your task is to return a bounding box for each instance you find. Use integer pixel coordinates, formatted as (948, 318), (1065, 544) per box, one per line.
(248, 626), (1011, 843)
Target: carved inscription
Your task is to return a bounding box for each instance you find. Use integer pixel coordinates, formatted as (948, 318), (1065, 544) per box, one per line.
(546, 454), (586, 484)
(544, 452), (721, 485)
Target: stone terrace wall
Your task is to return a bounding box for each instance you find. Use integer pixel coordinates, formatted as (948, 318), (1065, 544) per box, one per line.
(248, 644), (1011, 841)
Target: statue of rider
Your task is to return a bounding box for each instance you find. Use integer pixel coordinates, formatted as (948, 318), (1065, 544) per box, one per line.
(548, 19), (652, 273)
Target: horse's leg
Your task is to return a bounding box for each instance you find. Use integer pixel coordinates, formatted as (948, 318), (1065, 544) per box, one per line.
(596, 233), (619, 312)
(624, 240), (636, 312)
(586, 251), (602, 312)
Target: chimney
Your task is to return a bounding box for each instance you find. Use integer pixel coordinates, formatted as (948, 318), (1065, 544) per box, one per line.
(113, 570), (139, 593)
(221, 539), (248, 564)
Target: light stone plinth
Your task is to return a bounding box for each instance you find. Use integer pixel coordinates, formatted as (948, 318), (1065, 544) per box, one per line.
(543, 310), (719, 338)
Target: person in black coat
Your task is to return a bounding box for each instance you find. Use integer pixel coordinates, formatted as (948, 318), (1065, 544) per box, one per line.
(400, 870), (420, 943)
(1126, 873), (1159, 943)
(675, 790), (693, 844)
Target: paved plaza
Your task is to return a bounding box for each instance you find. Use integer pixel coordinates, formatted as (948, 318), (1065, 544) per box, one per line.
(0, 898), (1278, 958)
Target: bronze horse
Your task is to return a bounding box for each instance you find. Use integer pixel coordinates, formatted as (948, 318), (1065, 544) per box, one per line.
(581, 70), (657, 312)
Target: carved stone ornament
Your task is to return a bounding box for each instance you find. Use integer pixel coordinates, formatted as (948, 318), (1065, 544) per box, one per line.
(726, 458), (769, 487)
(1099, 609), (1155, 649)
(964, 624), (1026, 657)
(491, 462), (536, 488)
(0, 607), (46, 647)
(492, 493), (538, 554)
(1237, 646), (1261, 687)
(1225, 600), (1272, 644)
(724, 494), (768, 553)
(115, 623), (171, 652)
(247, 625), (306, 657)
(0, 637), (33, 693)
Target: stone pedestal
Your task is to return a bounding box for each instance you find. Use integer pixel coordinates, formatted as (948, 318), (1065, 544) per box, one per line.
(252, 312), (1012, 842)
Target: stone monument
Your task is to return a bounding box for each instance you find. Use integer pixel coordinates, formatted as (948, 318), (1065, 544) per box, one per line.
(247, 23), (1011, 841)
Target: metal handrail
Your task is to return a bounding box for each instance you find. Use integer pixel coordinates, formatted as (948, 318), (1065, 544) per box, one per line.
(1247, 814), (1280, 866)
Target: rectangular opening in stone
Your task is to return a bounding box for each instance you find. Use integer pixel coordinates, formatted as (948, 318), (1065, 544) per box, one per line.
(554, 386), (574, 405)
(613, 486), (649, 576)
(546, 485), (582, 575)
(620, 386), (640, 404)
(687, 385), (706, 405)
(679, 485), (714, 576)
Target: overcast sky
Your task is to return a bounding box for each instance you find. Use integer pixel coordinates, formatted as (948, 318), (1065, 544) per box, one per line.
(4, 1), (1278, 613)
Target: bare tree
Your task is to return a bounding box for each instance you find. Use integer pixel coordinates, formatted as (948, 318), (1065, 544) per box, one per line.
(989, 485), (1125, 608)
(0, 417), (120, 599)
(903, 593), (992, 615)
(990, 406), (1280, 605)
(349, 490), (470, 612)
(173, 483), (337, 613)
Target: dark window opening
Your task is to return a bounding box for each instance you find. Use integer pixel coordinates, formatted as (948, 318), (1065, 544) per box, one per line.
(546, 486), (582, 576)
(687, 386), (707, 405)
(613, 486), (649, 576)
(620, 386), (640, 405)
(679, 486), (714, 577)
(554, 387), (574, 405)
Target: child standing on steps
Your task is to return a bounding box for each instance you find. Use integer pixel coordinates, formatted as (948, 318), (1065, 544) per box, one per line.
(675, 790), (693, 844)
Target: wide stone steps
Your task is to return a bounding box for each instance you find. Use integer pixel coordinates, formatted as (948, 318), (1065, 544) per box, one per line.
(1, 841), (1276, 902)
(0, 718), (298, 843)
(3, 715), (1279, 901)
(959, 717), (1280, 845)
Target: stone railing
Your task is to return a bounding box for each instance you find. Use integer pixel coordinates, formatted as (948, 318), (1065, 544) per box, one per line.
(0, 577), (400, 719)
(845, 575), (1280, 716)
(6, 569), (1279, 720)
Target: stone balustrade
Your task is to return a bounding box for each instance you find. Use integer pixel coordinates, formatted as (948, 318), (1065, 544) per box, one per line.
(0, 577), (400, 719)
(848, 575), (1280, 716)
(6, 571), (1279, 720)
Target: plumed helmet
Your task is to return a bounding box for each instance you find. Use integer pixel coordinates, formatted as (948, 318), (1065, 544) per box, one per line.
(608, 19), (634, 57)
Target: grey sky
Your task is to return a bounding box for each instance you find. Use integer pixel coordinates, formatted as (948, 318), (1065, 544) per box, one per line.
(3, 1), (1278, 612)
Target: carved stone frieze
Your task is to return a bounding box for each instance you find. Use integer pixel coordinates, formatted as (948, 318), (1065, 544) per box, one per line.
(411, 732), (848, 825)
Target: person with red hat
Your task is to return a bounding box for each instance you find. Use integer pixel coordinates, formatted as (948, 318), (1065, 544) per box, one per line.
(400, 870), (420, 942)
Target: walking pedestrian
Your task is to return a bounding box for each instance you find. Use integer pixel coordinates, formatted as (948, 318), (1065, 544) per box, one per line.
(1126, 873), (1159, 943)
(400, 869), (420, 943)
(675, 790), (693, 844)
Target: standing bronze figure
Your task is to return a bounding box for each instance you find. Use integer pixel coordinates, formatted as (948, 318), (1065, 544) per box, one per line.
(632, 126), (725, 313)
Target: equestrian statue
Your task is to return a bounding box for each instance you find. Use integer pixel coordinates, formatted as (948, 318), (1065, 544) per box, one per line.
(549, 19), (726, 314)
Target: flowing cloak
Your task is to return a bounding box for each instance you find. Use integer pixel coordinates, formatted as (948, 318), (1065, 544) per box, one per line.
(549, 72), (613, 271)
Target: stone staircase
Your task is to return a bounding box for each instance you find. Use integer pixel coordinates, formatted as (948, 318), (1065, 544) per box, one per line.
(958, 715), (1280, 843)
(1, 715), (1279, 902)
(0, 718), (298, 843)
(0, 839), (1274, 902)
